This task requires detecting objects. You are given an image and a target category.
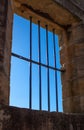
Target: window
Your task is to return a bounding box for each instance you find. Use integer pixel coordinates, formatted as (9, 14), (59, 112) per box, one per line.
(10, 14), (63, 112)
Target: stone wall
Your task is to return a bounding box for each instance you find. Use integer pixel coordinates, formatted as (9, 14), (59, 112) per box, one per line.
(0, 105), (84, 130)
(0, 0), (84, 130)
(0, 0), (84, 113)
(0, 0), (13, 105)
(54, 0), (84, 21)
(59, 22), (84, 113)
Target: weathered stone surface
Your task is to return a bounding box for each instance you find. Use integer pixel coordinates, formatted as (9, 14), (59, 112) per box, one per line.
(12, 0), (81, 34)
(54, 0), (84, 21)
(0, 105), (84, 130)
(0, 0), (84, 114)
(0, 0), (13, 105)
(60, 22), (84, 113)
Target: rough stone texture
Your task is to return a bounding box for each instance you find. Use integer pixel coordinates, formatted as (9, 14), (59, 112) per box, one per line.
(0, 0), (84, 130)
(0, 105), (84, 130)
(0, 0), (84, 114)
(0, 0), (13, 105)
(11, 0), (84, 113)
(13, 0), (80, 34)
(54, 0), (84, 21)
(59, 22), (84, 113)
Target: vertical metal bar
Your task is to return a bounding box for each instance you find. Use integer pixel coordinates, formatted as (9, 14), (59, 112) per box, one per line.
(38, 21), (42, 110)
(29, 16), (32, 109)
(53, 29), (58, 112)
(45, 25), (50, 112)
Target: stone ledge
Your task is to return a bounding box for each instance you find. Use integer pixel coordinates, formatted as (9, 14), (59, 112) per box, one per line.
(0, 105), (84, 130)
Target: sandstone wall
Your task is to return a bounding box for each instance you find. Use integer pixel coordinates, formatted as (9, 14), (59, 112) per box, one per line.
(59, 22), (84, 113)
(0, 0), (13, 105)
(0, 0), (84, 113)
(0, 105), (84, 130)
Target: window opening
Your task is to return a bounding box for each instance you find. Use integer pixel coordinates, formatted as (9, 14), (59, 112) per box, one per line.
(10, 14), (63, 112)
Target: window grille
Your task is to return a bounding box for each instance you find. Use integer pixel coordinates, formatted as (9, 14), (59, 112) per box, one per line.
(11, 15), (64, 112)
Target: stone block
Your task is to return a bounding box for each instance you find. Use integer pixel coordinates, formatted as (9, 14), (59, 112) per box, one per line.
(78, 79), (84, 95)
(62, 79), (79, 99)
(63, 96), (81, 113)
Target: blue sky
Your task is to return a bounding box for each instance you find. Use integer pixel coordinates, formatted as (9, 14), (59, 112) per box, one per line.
(10, 14), (63, 112)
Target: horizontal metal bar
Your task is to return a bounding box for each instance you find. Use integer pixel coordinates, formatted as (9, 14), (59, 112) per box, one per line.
(11, 52), (64, 72)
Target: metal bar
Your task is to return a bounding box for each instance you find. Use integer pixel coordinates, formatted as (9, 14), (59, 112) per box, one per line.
(46, 25), (50, 112)
(38, 21), (42, 110)
(53, 29), (58, 112)
(29, 16), (32, 109)
(11, 52), (64, 72)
